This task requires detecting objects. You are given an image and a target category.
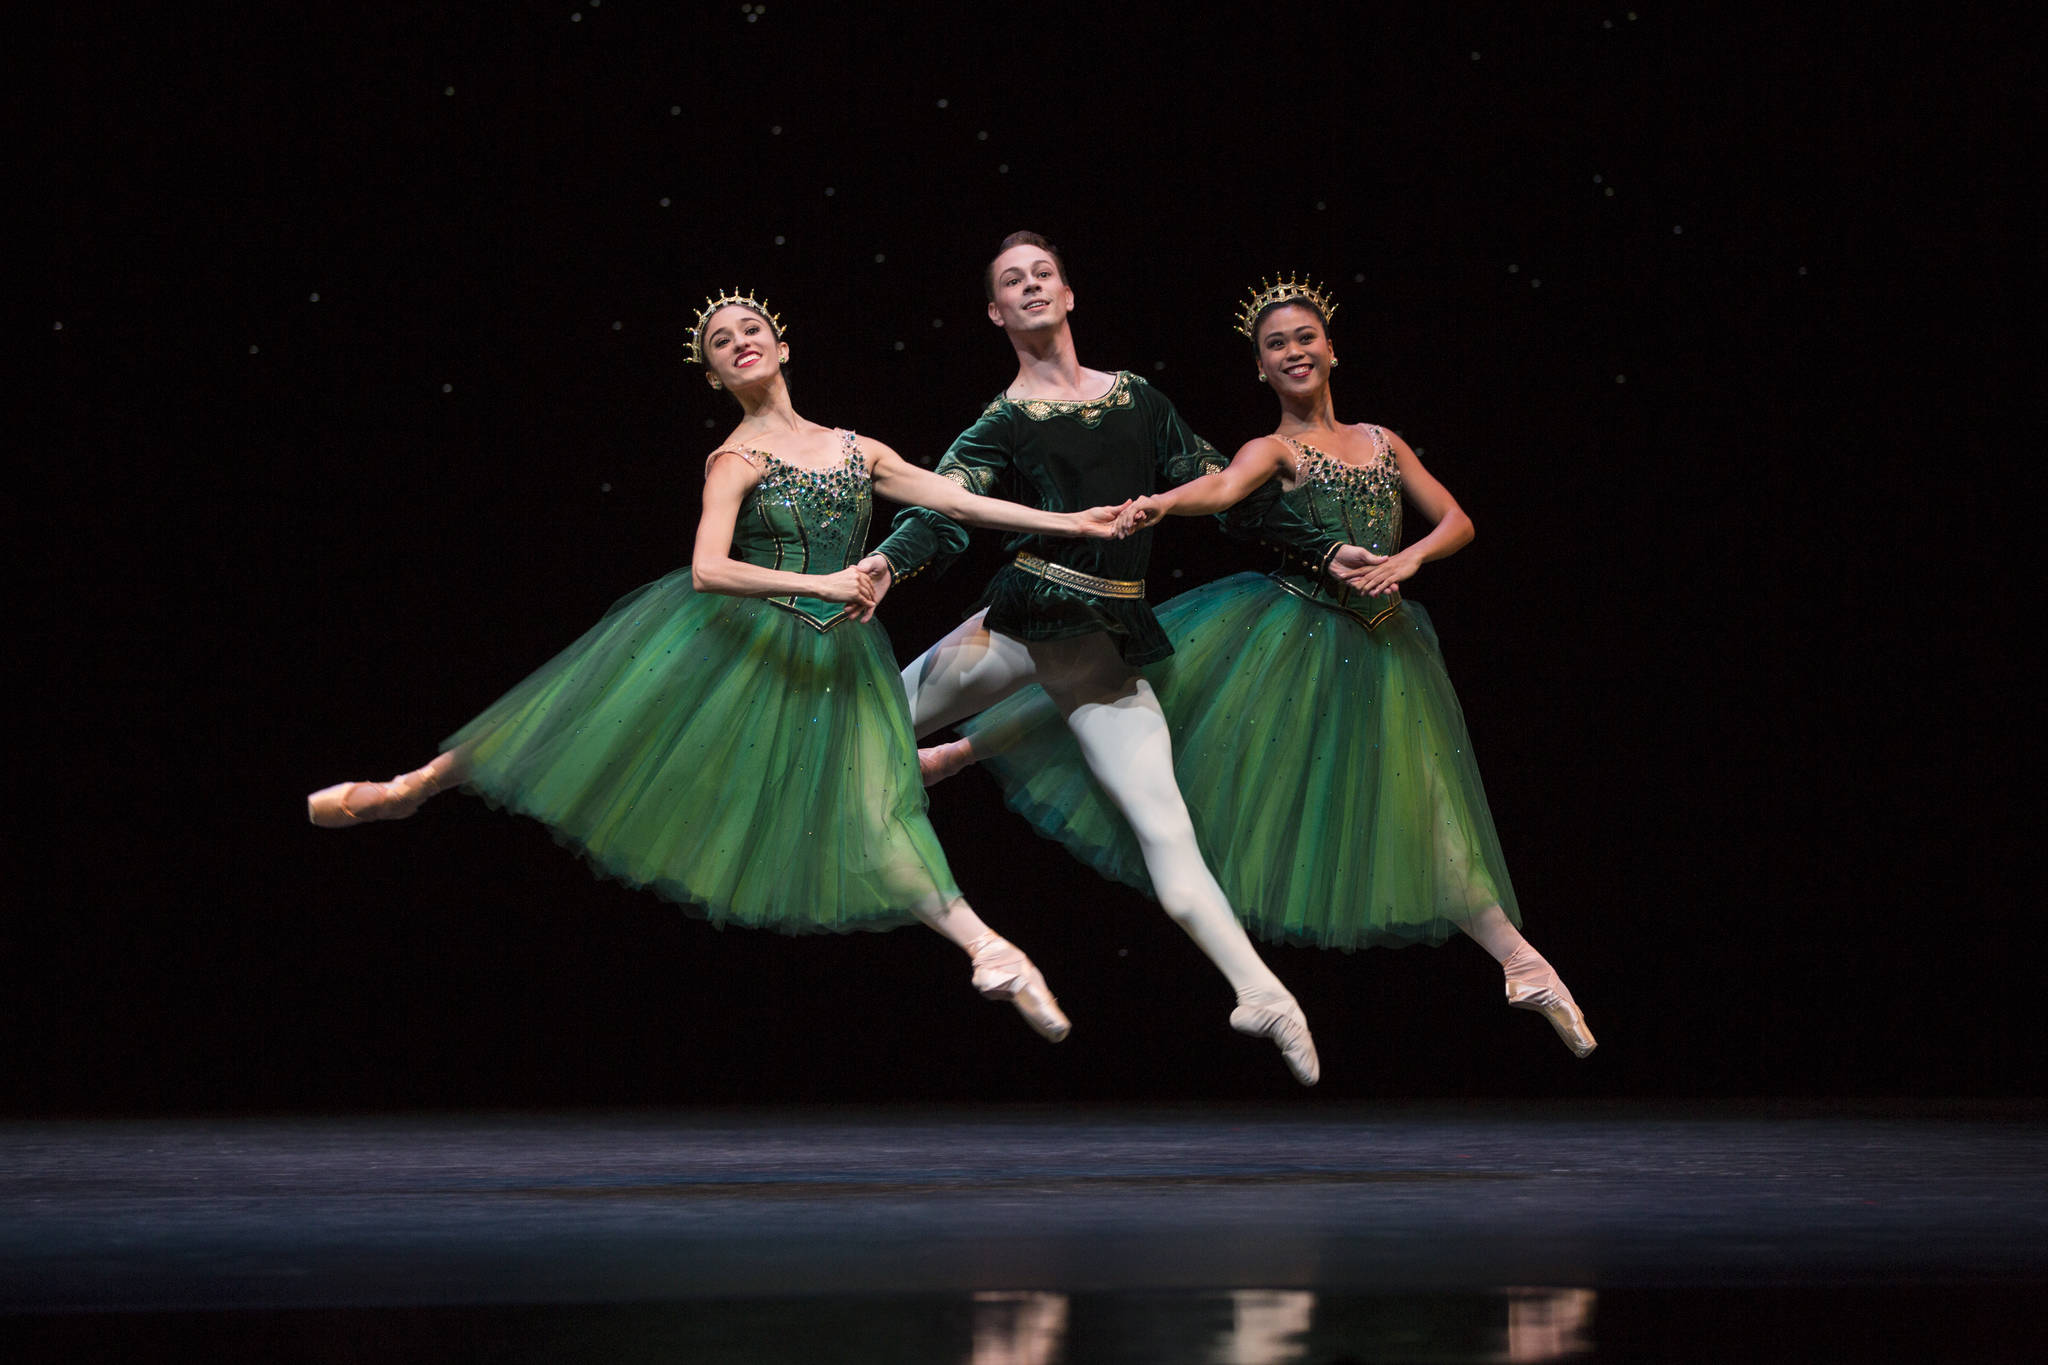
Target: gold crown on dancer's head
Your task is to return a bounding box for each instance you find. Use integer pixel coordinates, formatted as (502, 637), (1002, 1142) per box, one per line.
(1234, 276), (1338, 338)
(686, 289), (785, 364)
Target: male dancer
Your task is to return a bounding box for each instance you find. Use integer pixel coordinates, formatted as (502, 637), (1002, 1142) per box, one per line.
(856, 232), (1379, 1085)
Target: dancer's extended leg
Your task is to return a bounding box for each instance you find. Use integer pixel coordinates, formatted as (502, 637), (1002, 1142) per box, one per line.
(899, 611), (1040, 736)
(909, 896), (1070, 1043)
(1031, 633), (1317, 1085)
(916, 672), (1046, 785)
(908, 622), (1049, 784)
(894, 614), (1071, 1037)
(1408, 727), (1595, 1059)
(307, 749), (468, 827)
(1460, 905), (1596, 1057)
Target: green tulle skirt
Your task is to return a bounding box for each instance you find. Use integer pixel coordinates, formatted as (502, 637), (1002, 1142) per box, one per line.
(957, 573), (1519, 949)
(441, 570), (958, 931)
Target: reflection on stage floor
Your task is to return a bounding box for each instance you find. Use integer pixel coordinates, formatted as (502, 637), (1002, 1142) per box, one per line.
(3, 1103), (2040, 1361)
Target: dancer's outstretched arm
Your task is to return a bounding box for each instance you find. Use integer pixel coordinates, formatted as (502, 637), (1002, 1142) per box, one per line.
(1145, 391), (1372, 586)
(691, 448), (878, 618)
(867, 439), (1126, 541)
(1126, 434), (1383, 587)
(866, 407), (1014, 585)
(1128, 435), (1290, 519)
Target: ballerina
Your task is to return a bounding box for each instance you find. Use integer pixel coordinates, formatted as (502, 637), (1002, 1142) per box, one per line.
(307, 289), (1136, 1044)
(934, 277), (1596, 1058)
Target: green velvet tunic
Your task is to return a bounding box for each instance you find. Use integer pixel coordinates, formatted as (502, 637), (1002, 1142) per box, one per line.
(872, 372), (1342, 666)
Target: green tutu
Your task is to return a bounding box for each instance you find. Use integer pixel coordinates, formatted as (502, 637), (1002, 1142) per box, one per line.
(442, 570), (958, 931)
(958, 572), (1518, 949)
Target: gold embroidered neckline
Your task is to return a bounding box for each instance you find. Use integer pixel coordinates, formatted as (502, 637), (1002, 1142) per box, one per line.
(998, 370), (1136, 423)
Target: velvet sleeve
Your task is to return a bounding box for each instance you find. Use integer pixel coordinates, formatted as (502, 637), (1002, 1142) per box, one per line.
(1148, 383), (1230, 488)
(869, 404), (1011, 582)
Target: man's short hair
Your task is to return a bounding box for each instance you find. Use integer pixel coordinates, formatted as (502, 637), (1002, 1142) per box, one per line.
(984, 231), (1069, 301)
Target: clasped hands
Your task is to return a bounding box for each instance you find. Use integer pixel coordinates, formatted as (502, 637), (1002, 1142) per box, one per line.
(1114, 495), (1420, 597)
(841, 500), (1144, 621)
(815, 564), (885, 622)
(1329, 544), (1418, 598)
(837, 502), (1424, 624)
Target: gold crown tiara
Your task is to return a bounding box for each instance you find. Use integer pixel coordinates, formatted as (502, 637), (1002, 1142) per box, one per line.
(686, 289), (785, 364)
(1234, 276), (1337, 338)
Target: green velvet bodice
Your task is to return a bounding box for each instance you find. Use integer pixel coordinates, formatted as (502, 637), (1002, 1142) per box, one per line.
(1269, 428), (1405, 627)
(729, 430), (874, 630)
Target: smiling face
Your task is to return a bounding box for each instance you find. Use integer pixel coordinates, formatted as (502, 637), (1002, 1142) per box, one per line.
(984, 243), (1073, 336)
(1254, 303), (1335, 395)
(700, 304), (786, 391)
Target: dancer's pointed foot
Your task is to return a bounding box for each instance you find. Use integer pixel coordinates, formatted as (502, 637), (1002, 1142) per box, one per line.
(968, 933), (1070, 1042)
(918, 738), (977, 788)
(1503, 948), (1597, 1057)
(1230, 991), (1320, 1086)
(307, 765), (444, 828)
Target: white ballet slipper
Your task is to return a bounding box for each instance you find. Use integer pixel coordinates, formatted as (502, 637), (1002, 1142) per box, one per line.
(918, 738), (978, 788)
(968, 933), (1071, 1043)
(306, 766), (442, 828)
(1230, 992), (1320, 1086)
(1503, 946), (1597, 1058)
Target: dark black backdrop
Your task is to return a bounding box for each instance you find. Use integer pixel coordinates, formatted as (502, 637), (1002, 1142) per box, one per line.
(31, 3), (2036, 1113)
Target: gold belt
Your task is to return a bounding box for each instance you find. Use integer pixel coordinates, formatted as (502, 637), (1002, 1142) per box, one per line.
(1012, 553), (1146, 600)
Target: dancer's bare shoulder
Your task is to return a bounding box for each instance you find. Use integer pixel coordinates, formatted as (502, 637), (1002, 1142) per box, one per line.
(1368, 423), (1423, 466)
(707, 420), (844, 472)
(1235, 432), (1295, 468)
(704, 446), (765, 479)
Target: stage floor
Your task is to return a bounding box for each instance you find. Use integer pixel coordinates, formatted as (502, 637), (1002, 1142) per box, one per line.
(4, 1102), (2041, 1361)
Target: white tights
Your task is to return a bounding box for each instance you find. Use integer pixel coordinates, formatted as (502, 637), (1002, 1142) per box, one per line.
(901, 612), (1291, 1005)
(1461, 904), (1565, 992)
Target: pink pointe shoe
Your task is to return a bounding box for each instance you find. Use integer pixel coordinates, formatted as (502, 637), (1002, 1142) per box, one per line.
(1503, 949), (1598, 1058)
(918, 738), (977, 788)
(307, 765), (444, 828)
(1230, 993), (1321, 1086)
(968, 933), (1071, 1042)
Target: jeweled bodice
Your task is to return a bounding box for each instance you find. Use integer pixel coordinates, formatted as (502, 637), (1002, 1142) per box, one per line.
(727, 429), (874, 629)
(1280, 428), (1402, 552)
(1272, 427), (1404, 626)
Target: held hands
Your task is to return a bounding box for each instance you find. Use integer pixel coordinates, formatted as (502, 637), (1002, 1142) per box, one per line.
(1074, 501), (1139, 540)
(816, 564), (881, 622)
(853, 553), (894, 617)
(1329, 545), (1418, 597)
(1118, 494), (1170, 534)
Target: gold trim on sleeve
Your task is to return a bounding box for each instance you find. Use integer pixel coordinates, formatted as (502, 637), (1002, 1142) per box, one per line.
(940, 466), (993, 495)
